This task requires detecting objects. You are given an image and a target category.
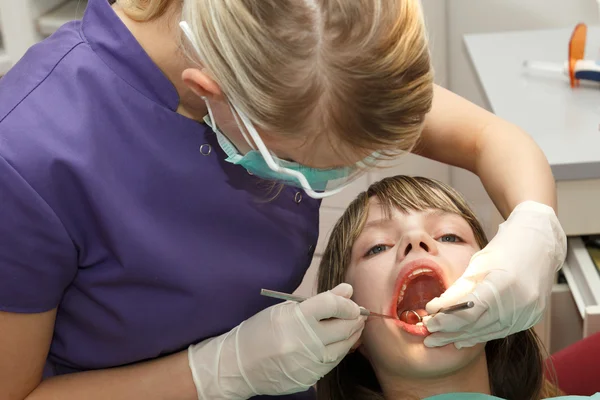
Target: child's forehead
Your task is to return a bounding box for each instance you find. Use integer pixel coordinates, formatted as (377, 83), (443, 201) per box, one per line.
(366, 196), (440, 218)
(364, 197), (465, 227)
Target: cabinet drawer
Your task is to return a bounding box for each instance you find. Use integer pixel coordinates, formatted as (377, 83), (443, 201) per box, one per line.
(561, 237), (600, 337)
(557, 179), (600, 236)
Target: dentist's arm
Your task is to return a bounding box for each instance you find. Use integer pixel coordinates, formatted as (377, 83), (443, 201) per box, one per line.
(0, 309), (199, 400)
(2, 284), (363, 400)
(414, 85), (566, 348)
(415, 84), (557, 214)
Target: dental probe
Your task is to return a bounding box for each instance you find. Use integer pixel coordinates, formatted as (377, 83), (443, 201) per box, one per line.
(428, 301), (475, 317)
(405, 301), (475, 323)
(260, 289), (397, 319)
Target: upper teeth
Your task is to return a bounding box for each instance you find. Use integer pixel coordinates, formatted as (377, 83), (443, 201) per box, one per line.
(408, 268), (433, 278)
(397, 268), (434, 304)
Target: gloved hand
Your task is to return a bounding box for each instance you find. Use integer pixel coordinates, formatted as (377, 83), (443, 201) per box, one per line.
(187, 283), (365, 399)
(423, 200), (567, 349)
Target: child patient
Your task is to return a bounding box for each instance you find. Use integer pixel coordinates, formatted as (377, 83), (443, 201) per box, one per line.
(316, 176), (562, 400)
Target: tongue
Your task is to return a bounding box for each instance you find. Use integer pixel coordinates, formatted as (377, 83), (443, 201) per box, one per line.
(398, 275), (442, 324)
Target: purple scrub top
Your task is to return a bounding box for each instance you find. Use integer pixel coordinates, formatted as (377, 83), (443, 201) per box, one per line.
(0, 0), (319, 398)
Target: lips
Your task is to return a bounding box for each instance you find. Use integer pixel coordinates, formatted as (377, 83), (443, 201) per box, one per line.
(389, 259), (447, 337)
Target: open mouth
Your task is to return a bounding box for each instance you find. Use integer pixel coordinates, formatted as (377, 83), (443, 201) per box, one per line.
(391, 260), (446, 336)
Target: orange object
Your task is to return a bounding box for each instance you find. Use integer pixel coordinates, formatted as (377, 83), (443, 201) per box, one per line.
(568, 23), (587, 88)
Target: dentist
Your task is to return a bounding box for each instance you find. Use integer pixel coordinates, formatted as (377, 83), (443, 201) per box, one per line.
(0, 0), (566, 399)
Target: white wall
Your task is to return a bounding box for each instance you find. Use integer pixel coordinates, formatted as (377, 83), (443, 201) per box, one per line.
(421, 0), (449, 88)
(0, 0), (64, 64)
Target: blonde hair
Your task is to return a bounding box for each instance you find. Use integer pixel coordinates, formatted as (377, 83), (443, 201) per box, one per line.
(179, 0), (434, 163)
(316, 176), (562, 400)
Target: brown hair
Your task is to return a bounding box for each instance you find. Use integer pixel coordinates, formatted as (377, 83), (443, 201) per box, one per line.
(178, 0), (433, 163)
(316, 176), (562, 400)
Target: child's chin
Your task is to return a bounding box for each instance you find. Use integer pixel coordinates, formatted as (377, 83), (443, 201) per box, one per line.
(408, 345), (481, 377)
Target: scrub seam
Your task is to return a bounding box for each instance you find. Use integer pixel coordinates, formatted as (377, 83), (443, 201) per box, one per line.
(0, 42), (85, 127)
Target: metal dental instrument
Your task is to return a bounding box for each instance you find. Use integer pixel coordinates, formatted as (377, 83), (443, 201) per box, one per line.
(260, 289), (397, 319)
(419, 301), (475, 322)
(260, 289), (474, 322)
(436, 301), (475, 314)
(400, 301), (475, 323)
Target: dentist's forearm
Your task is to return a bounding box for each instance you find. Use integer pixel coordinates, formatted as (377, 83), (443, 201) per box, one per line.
(417, 86), (557, 218)
(25, 351), (198, 400)
(474, 118), (557, 218)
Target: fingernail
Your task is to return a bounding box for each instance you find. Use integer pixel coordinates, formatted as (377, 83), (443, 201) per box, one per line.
(336, 283), (353, 297)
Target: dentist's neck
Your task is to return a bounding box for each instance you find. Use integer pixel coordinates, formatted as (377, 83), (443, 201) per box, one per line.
(111, 2), (207, 120)
(379, 351), (491, 399)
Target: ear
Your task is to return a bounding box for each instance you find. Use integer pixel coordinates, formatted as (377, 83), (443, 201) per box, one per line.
(182, 68), (223, 100)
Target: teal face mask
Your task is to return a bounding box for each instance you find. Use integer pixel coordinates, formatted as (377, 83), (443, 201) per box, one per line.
(204, 111), (355, 193)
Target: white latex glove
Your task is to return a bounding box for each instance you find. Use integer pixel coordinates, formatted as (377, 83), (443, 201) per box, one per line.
(423, 201), (567, 349)
(187, 283), (365, 399)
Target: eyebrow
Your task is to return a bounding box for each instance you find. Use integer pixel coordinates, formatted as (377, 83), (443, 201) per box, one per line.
(425, 209), (454, 219)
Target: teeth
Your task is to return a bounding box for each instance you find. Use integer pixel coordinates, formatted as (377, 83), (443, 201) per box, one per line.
(416, 322), (423, 326)
(408, 268), (433, 278)
(398, 283), (408, 301)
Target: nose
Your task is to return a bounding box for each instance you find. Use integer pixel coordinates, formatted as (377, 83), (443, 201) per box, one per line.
(399, 231), (438, 260)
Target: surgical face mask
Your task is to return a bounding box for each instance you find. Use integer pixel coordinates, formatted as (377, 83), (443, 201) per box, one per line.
(203, 102), (372, 196)
(180, 21), (376, 199)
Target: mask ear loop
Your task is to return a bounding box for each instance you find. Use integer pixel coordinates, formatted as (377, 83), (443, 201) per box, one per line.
(228, 102), (257, 151)
(201, 97), (216, 128)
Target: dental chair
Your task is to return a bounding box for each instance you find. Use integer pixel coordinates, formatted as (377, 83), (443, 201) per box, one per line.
(545, 331), (600, 396)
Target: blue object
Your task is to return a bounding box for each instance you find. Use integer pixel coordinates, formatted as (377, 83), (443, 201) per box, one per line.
(572, 59), (600, 83)
(574, 69), (600, 82)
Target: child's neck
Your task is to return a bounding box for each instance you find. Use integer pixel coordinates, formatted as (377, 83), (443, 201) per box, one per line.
(380, 351), (491, 399)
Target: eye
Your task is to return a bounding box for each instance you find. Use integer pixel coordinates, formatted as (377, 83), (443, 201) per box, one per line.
(365, 244), (390, 257)
(438, 234), (463, 243)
